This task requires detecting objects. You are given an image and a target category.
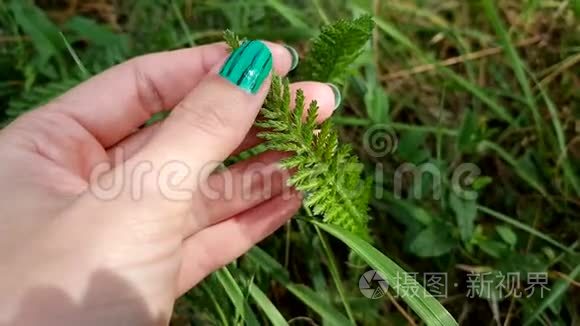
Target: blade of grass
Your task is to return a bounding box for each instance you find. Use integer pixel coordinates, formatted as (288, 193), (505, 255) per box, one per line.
(478, 140), (548, 198)
(214, 267), (260, 326)
(372, 15), (418, 51)
(171, 0), (195, 47)
(247, 247), (290, 281)
(265, 0), (311, 31)
(332, 116), (459, 136)
(59, 32), (89, 78)
(285, 284), (352, 326)
(296, 219), (334, 308)
(384, 1), (449, 28)
(247, 281), (289, 326)
(443, 72), (515, 124)
(311, 221), (458, 326)
(368, 12), (515, 124)
(535, 82), (565, 153)
(477, 205), (576, 255)
(246, 247), (353, 325)
(524, 263), (580, 325)
(481, 0), (542, 138)
(332, 116), (371, 127)
(436, 89), (446, 166)
(312, 0), (330, 24)
(199, 281), (229, 325)
(534, 76), (580, 196)
(313, 223), (357, 323)
(9, 1), (68, 77)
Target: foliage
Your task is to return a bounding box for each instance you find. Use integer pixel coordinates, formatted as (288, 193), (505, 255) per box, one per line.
(227, 17), (375, 237)
(297, 15), (374, 84)
(223, 29), (245, 50)
(7, 77), (84, 118)
(257, 76), (372, 238)
(2, 0), (580, 325)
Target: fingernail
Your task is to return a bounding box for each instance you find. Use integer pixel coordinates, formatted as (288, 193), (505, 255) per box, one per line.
(219, 40), (273, 94)
(327, 83), (342, 110)
(283, 44), (300, 71)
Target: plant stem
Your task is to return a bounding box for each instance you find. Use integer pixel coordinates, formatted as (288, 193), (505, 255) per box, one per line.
(306, 206), (357, 325)
(332, 116), (458, 136)
(284, 220), (291, 268)
(477, 205), (575, 255)
(200, 281), (229, 325)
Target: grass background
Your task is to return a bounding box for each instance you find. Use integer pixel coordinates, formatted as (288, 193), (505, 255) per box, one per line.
(1, 0), (579, 325)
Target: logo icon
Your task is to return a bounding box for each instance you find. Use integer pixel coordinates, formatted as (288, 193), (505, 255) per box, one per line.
(359, 270), (389, 299)
(363, 124), (398, 158)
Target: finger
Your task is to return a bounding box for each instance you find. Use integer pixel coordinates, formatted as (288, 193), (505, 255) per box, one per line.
(109, 134), (291, 239)
(107, 123), (162, 162)
(131, 41), (286, 193)
(233, 127), (261, 155)
(177, 190), (302, 294)
(290, 82), (339, 122)
(108, 124), (258, 166)
(107, 81), (338, 164)
(189, 150), (291, 235)
(42, 42), (295, 147)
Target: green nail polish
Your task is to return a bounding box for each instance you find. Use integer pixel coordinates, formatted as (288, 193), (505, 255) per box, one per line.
(219, 40), (273, 94)
(327, 83), (342, 110)
(283, 44), (300, 70)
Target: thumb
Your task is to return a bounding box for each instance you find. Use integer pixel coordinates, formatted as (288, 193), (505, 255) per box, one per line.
(132, 40), (281, 183)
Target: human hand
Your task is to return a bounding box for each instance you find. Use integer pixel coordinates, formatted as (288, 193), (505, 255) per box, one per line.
(0, 41), (337, 325)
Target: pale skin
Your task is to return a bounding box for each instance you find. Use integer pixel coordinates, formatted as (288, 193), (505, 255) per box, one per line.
(0, 42), (336, 325)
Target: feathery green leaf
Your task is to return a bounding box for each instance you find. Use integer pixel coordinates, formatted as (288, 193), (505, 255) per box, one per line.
(297, 15), (374, 84)
(223, 29), (245, 51)
(259, 76), (371, 238)
(224, 18), (373, 238)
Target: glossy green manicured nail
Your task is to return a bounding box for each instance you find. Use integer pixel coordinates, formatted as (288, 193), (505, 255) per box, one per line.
(219, 40), (273, 94)
(283, 44), (300, 70)
(327, 83), (342, 110)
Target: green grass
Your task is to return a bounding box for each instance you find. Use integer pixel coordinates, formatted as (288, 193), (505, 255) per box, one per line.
(1, 0), (579, 325)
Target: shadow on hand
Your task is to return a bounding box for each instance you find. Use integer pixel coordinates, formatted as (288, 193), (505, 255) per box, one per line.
(1, 270), (167, 326)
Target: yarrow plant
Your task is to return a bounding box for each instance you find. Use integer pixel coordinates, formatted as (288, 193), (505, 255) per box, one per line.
(224, 16), (374, 239)
(2, 4), (462, 323)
